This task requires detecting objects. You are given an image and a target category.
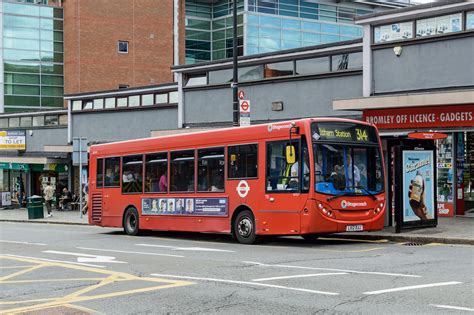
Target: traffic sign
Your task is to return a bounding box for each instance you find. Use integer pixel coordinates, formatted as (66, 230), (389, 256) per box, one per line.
(238, 90), (245, 100)
(239, 100), (250, 113)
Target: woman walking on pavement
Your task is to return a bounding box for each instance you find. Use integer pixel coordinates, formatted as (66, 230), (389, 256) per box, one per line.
(43, 182), (54, 217)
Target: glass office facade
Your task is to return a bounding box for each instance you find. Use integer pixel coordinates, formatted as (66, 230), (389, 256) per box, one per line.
(185, 0), (372, 64)
(2, 1), (64, 112)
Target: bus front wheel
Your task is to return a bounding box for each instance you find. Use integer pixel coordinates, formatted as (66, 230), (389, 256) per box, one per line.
(124, 207), (140, 236)
(234, 210), (257, 244)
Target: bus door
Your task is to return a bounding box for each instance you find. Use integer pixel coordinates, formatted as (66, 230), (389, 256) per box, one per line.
(262, 138), (310, 235)
(101, 157), (121, 224)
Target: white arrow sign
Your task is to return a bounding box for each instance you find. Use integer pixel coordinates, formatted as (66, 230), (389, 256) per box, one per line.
(43, 250), (127, 264)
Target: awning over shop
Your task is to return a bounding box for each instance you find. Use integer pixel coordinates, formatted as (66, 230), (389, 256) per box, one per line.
(0, 162), (29, 171)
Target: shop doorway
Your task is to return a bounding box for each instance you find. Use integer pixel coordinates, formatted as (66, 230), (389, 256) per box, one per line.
(463, 132), (474, 217)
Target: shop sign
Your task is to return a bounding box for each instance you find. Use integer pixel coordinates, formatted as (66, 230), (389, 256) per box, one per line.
(0, 131), (26, 150)
(1, 192), (12, 206)
(363, 105), (474, 129)
(437, 202), (454, 217)
(0, 162), (29, 171)
(408, 132), (448, 140)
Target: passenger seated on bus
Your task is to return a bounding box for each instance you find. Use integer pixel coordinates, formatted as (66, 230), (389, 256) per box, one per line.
(159, 170), (168, 192)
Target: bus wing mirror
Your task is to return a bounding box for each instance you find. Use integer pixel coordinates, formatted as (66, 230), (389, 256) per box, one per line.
(286, 145), (296, 165)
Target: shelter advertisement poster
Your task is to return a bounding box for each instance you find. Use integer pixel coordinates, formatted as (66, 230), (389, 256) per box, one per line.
(142, 197), (227, 216)
(402, 150), (435, 222)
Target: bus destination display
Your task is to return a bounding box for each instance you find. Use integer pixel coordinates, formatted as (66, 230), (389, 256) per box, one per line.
(312, 123), (377, 143)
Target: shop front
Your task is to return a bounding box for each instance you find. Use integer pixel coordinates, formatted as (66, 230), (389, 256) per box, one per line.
(363, 104), (474, 219)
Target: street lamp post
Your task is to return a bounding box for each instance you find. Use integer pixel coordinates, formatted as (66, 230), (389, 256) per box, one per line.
(232, 0), (239, 127)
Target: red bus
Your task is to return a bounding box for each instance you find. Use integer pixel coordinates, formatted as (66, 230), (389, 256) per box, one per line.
(88, 118), (386, 244)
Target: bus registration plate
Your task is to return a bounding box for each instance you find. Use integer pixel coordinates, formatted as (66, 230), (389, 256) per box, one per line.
(346, 224), (363, 232)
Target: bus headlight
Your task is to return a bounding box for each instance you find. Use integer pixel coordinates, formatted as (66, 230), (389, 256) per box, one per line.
(318, 202), (334, 218)
(374, 202), (385, 215)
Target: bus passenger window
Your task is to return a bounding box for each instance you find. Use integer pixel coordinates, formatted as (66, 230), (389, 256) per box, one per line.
(104, 157), (120, 187)
(198, 147), (224, 192)
(96, 158), (103, 188)
(145, 153), (168, 193)
(228, 144), (258, 179)
(122, 155), (143, 194)
(170, 150), (195, 192)
(266, 141), (302, 192)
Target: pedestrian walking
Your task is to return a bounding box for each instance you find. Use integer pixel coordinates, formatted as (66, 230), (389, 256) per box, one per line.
(43, 182), (54, 217)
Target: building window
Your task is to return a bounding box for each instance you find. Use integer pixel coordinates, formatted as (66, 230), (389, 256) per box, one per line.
(118, 41), (129, 54)
(264, 61), (294, 78)
(128, 95), (140, 107)
(32, 116), (44, 127)
(185, 73), (207, 87)
(228, 144), (258, 179)
(117, 97), (128, 107)
(416, 13), (462, 37)
(170, 150), (195, 192)
(296, 57), (329, 75)
(156, 93), (168, 104)
(142, 94), (154, 106)
(83, 100), (93, 110)
(72, 100), (82, 111)
(467, 11), (474, 30)
(20, 116), (32, 128)
(122, 155), (143, 194)
(331, 52), (362, 71)
(0, 119), (8, 128)
(105, 98), (115, 109)
(374, 22), (414, 43)
(59, 115), (68, 125)
(169, 91), (178, 104)
(198, 147), (225, 192)
(118, 84), (129, 89)
(93, 99), (104, 110)
(9, 118), (20, 128)
(45, 115), (59, 126)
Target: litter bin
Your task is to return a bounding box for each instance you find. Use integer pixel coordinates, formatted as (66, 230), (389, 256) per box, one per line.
(27, 196), (44, 219)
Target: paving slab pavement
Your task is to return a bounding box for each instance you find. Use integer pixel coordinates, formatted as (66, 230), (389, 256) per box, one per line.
(0, 207), (472, 245)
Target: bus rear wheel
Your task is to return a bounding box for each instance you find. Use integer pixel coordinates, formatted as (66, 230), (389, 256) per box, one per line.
(234, 210), (257, 244)
(124, 207), (141, 236)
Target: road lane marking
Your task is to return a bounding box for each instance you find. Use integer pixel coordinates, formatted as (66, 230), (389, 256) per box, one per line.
(136, 243), (235, 252)
(4, 254), (106, 268)
(0, 240), (47, 246)
(252, 272), (347, 282)
(0, 255), (194, 314)
(364, 282), (462, 295)
(430, 304), (474, 312)
(77, 246), (185, 258)
(242, 261), (421, 278)
(319, 237), (389, 244)
(151, 273), (339, 296)
(43, 250), (127, 264)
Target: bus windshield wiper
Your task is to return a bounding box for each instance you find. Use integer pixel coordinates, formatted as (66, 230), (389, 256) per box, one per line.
(326, 192), (355, 202)
(351, 185), (377, 201)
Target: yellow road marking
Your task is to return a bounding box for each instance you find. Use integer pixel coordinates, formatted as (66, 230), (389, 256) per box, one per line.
(1, 278), (105, 284)
(0, 255), (194, 314)
(0, 264), (44, 282)
(64, 303), (105, 315)
(0, 265), (35, 269)
(0, 298), (56, 306)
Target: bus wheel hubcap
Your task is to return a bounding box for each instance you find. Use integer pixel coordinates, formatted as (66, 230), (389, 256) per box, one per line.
(129, 215), (136, 230)
(238, 218), (252, 238)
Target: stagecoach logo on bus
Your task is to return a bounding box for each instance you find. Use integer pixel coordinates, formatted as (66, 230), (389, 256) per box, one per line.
(341, 200), (368, 209)
(141, 197), (228, 216)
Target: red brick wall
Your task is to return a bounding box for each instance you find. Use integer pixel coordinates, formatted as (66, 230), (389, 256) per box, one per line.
(64, 0), (175, 95)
